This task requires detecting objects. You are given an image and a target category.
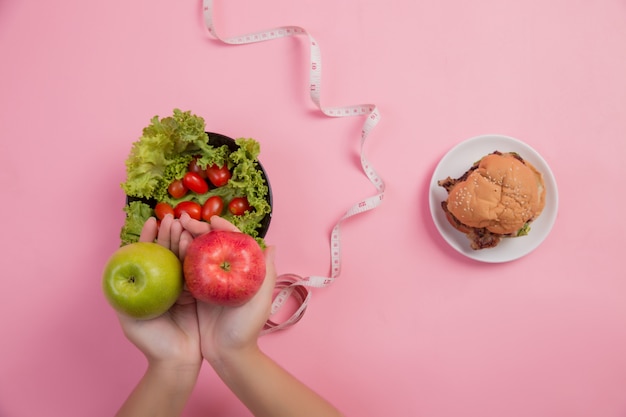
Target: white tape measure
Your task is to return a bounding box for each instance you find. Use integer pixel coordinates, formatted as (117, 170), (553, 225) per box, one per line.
(202, 0), (385, 334)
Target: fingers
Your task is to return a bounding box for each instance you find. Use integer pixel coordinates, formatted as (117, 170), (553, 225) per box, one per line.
(155, 214), (175, 251)
(179, 212), (211, 237)
(209, 215), (240, 232)
(142, 212), (245, 261)
(264, 245), (277, 282)
(256, 245), (277, 299)
(139, 217), (158, 242)
(143, 215), (184, 258)
(168, 220), (184, 258)
(178, 230), (194, 261)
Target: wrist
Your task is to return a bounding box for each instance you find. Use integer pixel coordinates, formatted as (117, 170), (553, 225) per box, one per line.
(205, 343), (262, 378)
(115, 359), (201, 417)
(146, 358), (201, 390)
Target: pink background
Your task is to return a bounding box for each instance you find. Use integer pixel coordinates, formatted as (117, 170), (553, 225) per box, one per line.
(1, 1), (626, 416)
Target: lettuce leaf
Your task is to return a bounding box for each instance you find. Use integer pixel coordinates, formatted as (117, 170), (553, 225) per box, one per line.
(120, 201), (153, 246)
(516, 222), (531, 237)
(121, 109), (209, 200)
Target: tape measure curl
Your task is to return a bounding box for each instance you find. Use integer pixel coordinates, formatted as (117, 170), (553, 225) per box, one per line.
(202, 0), (385, 335)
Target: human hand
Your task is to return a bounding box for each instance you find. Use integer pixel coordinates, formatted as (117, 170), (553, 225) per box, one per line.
(196, 241), (277, 366)
(114, 214), (210, 417)
(192, 245), (347, 417)
(115, 215), (203, 371)
(167, 212), (275, 363)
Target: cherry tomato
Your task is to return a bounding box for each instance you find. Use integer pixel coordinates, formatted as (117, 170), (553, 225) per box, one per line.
(201, 196), (224, 221)
(188, 157), (207, 178)
(168, 179), (188, 199)
(174, 201), (202, 220)
(206, 164), (231, 187)
(183, 172), (209, 194)
(228, 197), (250, 215)
(154, 202), (175, 220)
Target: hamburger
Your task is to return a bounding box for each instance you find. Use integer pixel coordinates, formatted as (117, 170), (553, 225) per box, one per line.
(438, 151), (546, 250)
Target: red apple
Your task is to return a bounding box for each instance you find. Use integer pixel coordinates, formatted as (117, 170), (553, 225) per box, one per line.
(183, 230), (266, 306)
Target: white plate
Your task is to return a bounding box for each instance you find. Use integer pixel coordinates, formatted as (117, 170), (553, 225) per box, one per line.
(429, 134), (558, 263)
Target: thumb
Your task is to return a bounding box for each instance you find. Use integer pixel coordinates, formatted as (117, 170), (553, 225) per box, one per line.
(255, 245), (277, 302)
(138, 217), (158, 242)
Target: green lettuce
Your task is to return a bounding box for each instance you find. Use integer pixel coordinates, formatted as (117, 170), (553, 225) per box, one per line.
(516, 222), (531, 237)
(120, 201), (153, 246)
(119, 109), (271, 246)
(121, 109), (219, 201)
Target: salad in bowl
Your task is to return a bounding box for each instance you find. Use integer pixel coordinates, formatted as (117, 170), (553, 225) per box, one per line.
(120, 109), (272, 246)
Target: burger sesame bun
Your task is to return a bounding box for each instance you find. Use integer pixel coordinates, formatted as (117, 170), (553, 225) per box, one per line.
(446, 152), (545, 235)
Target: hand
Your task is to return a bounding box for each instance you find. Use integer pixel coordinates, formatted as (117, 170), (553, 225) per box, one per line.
(170, 212), (275, 363)
(196, 242), (277, 365)
(114, 214), (225, 417)
(193, 243), (345, 417)
(116, 214), (343, 417)
(160, 212), (277, 365)
(116, 215), (202, 371)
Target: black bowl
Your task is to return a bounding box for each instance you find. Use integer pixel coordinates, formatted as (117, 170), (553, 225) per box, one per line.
(126, 132), (273, 238)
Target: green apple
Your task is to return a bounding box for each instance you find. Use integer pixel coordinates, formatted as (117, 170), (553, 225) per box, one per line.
(102, 242), (183, 319)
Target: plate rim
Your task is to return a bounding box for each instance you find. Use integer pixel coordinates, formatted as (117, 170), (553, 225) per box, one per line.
(429, 134), (559, 263)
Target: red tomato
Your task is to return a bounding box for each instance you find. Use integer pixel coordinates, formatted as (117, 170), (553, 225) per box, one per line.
(168, 179), (188, 199)
(206, 164), (231, 187)
(228, 197), (250, 216)
(154, 202), (175, 220)
(183, 172), (209, 194)
(188, 157), (207, 178)
(174, 201), (202, 220)
(201, 196), (224, 221)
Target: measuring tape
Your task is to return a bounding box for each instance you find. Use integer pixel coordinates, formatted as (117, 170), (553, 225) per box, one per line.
(202, 0), (385, 334)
